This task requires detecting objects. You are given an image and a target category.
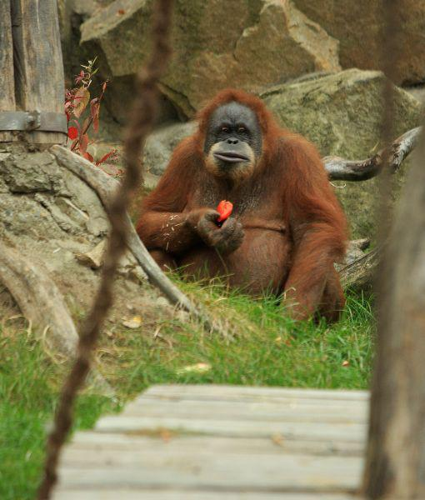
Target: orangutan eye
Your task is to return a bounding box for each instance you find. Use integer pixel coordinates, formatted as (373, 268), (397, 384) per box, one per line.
(221, 126), (230, 133)
(238, 126), (247, 133)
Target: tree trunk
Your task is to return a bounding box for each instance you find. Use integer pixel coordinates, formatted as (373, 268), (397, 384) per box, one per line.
(363, 129), (425, 498)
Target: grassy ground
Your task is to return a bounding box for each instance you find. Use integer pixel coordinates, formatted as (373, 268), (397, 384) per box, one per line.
(0, 281), (375, 500)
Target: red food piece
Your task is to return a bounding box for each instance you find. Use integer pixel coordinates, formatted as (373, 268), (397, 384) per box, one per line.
(216, 200), (233, 223)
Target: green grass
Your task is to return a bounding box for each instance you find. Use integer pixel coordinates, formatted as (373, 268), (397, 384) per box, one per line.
(0, 285), (375, 499)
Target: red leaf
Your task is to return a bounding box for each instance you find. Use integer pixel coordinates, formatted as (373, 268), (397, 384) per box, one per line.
(68, 126), (78, 140)
(117, 9), (125, 15)
(83, 152), (94, 162)
(90, 100), (100, 133)
(96, 149), (117, 166)
(81, 117), (91, 136)
(216, 200), (233, 223)
(79, 134), (89, 154)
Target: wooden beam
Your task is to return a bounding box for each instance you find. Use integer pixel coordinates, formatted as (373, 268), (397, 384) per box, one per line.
(10, 0), (66, 144)
(0, 0), (16, 142)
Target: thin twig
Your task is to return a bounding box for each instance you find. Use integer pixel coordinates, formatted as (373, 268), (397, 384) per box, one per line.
(36, 1), (174, 498)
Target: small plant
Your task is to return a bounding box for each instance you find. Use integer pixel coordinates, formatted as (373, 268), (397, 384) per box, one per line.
(65, 59), (120, 172)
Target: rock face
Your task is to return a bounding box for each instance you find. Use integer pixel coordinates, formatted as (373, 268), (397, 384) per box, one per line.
(263, 70), (422, 238)
(81, 0), (341, 118)
(293, 0), (425, 85)
(0, 145), (165, 321)
(143, 70), (422, 238)
(261, 69), (421, 159)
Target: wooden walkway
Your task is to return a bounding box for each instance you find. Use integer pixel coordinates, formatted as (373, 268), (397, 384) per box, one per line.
(54, 385), (369, 499)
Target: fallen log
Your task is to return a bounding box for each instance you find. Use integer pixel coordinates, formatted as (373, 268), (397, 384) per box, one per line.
(339, 247), (380, 291)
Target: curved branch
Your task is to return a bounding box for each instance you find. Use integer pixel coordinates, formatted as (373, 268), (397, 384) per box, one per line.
(51, 145), (222, 334)
(324, 126), (421, 181)
(0, 239), (79, 356)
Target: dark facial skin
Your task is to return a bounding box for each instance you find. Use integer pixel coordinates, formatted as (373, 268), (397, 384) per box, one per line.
(204, 102), (262, 163)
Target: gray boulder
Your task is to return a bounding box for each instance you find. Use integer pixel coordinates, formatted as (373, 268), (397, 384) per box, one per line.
(261, 69), (421, 159)
(143, 122), (197, 176)
(261, 69), (422, 237)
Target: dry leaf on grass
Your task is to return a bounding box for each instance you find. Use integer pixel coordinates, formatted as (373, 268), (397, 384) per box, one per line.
(122, 315), (143, 329)
(176, 363), (211, 375)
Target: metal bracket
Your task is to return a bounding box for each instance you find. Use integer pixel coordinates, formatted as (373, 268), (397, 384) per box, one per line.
(0, 111), (67, 134)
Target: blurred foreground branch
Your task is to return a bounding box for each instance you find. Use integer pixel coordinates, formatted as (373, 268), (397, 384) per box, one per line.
(37, 1), (175, 498)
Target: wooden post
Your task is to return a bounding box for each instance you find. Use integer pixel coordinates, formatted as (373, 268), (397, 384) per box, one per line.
(0, 0), (66, 144)
(363, 127), (425, 498)
(0, 0), (16, 143)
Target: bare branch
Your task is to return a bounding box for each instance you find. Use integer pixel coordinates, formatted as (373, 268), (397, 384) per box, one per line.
(324, 126), (421, 181)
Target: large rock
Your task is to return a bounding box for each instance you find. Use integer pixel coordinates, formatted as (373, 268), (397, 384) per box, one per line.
(261, 69), (421, 159)
(81, 0), (341, 118)
(293, 0), (425, 85)
(143, 122), (197, 175)
(263, 69), (422, 238)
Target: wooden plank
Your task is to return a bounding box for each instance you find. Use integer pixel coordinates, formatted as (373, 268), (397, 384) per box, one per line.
(54, 489), (358, 499)
(94, 415), (367, 442)
(143, 384), (369, 401)
(70, 432), (365, 457)
(124, 400), (368, 423)
(11, 0), (66, 144)
(139, 394), (368, 407)
(60, 446), (363, 470)
(56, 452), (362, 492)
(139, 395), (368, 409)
(0, 0), (16, 142)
